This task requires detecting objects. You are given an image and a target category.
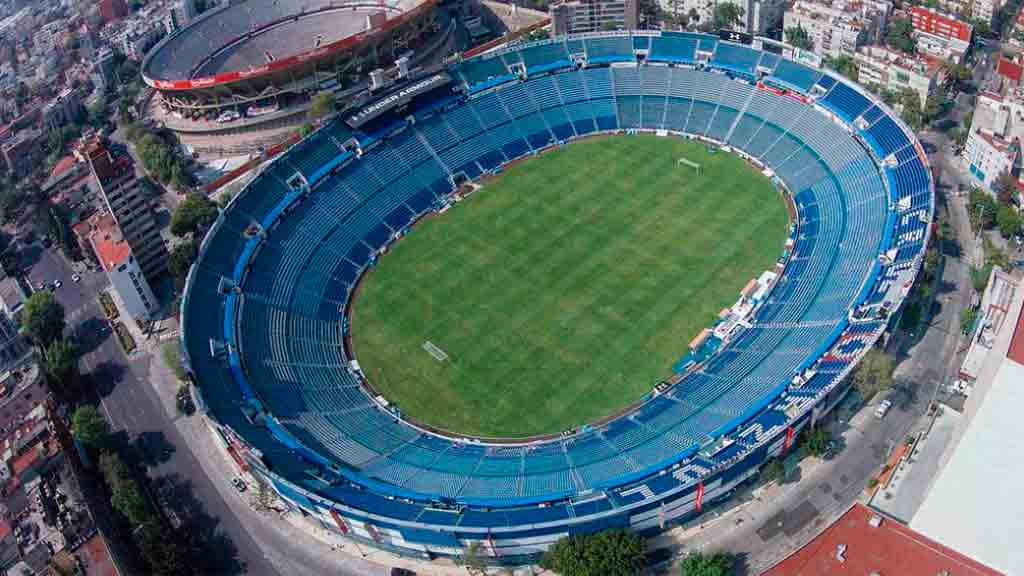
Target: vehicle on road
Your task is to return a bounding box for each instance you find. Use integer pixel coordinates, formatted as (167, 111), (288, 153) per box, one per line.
(231, 477), (247, 492)
(390, 568), (416, 576)
(72, 274), (81, 283)
(52, 280), (62, 290)
(874, 399), (893, 419)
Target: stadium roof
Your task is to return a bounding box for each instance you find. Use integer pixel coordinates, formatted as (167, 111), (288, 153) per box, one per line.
(910, 275), (1024, 575)
(764, 503), (1001, 576)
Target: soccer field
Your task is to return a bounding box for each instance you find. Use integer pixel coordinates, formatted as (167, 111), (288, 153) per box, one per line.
(351, 135), (789, 438)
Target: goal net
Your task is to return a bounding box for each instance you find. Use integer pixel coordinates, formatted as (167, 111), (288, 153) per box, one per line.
(677, 157), (702, 174)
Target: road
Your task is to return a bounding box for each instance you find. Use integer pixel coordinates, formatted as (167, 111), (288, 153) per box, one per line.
(27, 248), (285, 576)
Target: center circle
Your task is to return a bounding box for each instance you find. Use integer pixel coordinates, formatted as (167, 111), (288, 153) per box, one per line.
(350, 134), (789, 439)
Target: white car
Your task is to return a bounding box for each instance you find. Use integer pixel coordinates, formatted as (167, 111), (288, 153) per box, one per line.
(874, 399), (893, 419)
(71, 274), (81, 283)
(52, 280), (62, 290)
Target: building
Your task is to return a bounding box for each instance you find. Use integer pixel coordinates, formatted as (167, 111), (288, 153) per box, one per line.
(41, 88), (83, 131)
(854, 44), (943, 106)
(0, 276), (25, 320)
(81, 212), (158, 319)
(659, 0), (785, 35)
(764, 503), (1001, 575)
(99, 0), (129, 23)
(174, 0), (196, 26)
(962, 90), (1023, 190)
(117, 21), (164, 61)
(0, 128), (42, 178)
(783, 0), (890, 59)
(908, 270), (1024, 575)
(550, 0), (638, 35)
(0, 7), (31, 44)
(90, 47), (117, 92)
(80, 138), (168, 282)
(31, 19), (67, 57)
(909, 6), (972, 63)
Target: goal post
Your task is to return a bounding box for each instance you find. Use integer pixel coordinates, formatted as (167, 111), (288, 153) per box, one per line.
(677, 157), (702, 174)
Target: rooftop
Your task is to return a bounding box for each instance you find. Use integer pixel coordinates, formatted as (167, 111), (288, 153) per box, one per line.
(910, 276), (1024, 575)
(765, 503), (1002, 576)
(85, 212), (132, 272)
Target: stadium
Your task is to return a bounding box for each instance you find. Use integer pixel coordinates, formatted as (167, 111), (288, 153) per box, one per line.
(181, 30), (933, 564)
(141, 0), (449, 135)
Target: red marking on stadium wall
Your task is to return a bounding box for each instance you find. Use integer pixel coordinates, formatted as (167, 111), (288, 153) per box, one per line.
(366, 523), (382, 542)
(146, 0), (438, 90)
(783, 426), (795, 453)
(695, 481), (705, 512)
(329, 509), (350, 534)
(226, 443), (250, 473)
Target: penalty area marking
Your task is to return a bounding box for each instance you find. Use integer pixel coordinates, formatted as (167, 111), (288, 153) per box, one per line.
(422, 341), (448, 362)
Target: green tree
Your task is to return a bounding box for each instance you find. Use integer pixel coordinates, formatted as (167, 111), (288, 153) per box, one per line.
(680, 551), (733, 576)
(711, 2), (744, 30)
(540, 529), (646, 576)
(170, 193), (218, 237)
(960, 306), (979, 334)
(308, 91), (337, 121)
(168, 239), (198, 290)
(968, 189), (999, 231)
(459, 541), (488, 575)
(887, 18), (917, 53)
(900, 89), (924, 130)
(853, 349), (895, 400)
(761, 458), (785, 483)
(45, 338), (79, 402)
(825, 55), (859, 81)
(136, 522), (191, 576)
(71, 405), (108, 447)
(997, 204), (1021, 238)
(98, 452), (148, 524)
(800, 426), (832, 457)
(995, 170), (1018, 205)
(21, 291), (66, 349)
(785, 25), (814, 50)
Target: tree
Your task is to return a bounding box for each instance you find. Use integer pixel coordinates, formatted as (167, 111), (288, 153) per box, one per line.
(960, 306), (979, 334)
(45, 338), (79, 402)
(853, 349), (895, 400)
(968, 189), (999, 231)
(21, 291), (66, 349)
(71, 405), (108, 447)
(540, 529), (646, 576)
(887, 18), (916, 53)
(995, 170), (1018, 206)
(711, 2), (744, 30)
(170, 193), (218, 237)
(299, 122), (314, 137)
(825, 55), (858, 81)
(680, 551), (733, 576)
(997, 204), (1021, 238)
(459, 541), (488, 575)
(785, 25), (813, 50)
(973, 18), (992, 39)
(98, 452), (148, 524)
(136, 522), (190, 576)
(800, 427), (832, 457)
(308, 91), (337, 121)
(169, 239), (198, 289)
(761, 458), (786, 483)
(943, 62), (973, 92)
(900, 89), (924, 130)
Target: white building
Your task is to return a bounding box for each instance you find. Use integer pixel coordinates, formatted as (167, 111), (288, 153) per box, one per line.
(854, 44), (942, 107)
(550, 0), (639, 35)
(963, 90), (1023, 191)
(85, 212), (158, 320)
(32, 19), (67, 57)
(661, 0), (785, 35)
(782, 0), (890, 59)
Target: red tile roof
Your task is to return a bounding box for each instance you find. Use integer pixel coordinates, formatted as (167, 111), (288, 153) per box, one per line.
(1008, 299), (1024, 366)
(998, 56), (1023, 84)
(48, 155), (77, 180)
(89, 214), (132, 272)
(763, 504), (1003, 576)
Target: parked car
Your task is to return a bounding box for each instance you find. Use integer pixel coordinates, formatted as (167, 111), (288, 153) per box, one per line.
(874, 399), (893, 419)
(231, 477), (247, 492)
(390, 568), (416, 576)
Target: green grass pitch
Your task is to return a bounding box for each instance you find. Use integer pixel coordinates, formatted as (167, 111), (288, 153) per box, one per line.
(351, 135), (789, 438)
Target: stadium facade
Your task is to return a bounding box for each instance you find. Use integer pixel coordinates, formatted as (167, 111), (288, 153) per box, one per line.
(141, 0), (449, 134)
(181, 31), (933, 564)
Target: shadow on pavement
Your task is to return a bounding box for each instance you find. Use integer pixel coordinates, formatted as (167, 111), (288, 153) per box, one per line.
(153, 473), (246, 575)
